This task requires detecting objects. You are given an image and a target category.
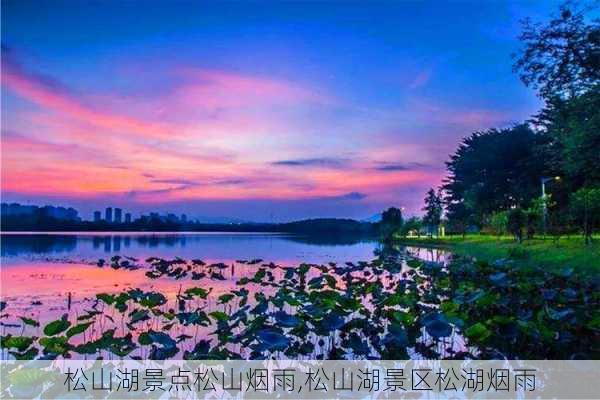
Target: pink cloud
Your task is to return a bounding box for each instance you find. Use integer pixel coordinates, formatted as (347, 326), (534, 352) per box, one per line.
(175, 68), (333, 109)
(1, 58), (175, 138)
(1, 52), (446, 208)
(407, 99), (513, 130)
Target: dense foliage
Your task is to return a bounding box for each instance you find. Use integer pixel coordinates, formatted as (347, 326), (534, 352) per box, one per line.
(440, 2), (600, 240)
(379, 207), (404, 241)
(443, 125), (547, 227)
(513, 4), (599, 99)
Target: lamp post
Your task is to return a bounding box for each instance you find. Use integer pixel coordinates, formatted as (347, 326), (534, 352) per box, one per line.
(541, 176), (560, 237)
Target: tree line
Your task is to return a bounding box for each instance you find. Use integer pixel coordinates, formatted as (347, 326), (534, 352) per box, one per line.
(1, 207), (376, 237)
(381, 2), (600, 244)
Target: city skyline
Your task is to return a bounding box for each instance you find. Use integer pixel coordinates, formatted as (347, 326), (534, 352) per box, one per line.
(1, 1), (560, 221)
(2, 201), (191, 224)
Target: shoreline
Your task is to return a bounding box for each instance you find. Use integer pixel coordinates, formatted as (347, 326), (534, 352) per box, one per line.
(393, 234), (600, 273)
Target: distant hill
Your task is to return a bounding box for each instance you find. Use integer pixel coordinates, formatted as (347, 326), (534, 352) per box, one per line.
(279, 218), (376, 235)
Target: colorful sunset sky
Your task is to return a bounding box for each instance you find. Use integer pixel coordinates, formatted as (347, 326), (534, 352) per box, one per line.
(1, 1), (558, 221)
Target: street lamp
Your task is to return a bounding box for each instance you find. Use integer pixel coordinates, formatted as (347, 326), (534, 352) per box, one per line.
(541, 176), (561, 237)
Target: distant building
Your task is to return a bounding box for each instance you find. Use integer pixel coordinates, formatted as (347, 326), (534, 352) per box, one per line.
(181, 214), (187, 223)
(105, 207), (113, 223)
(93, 211), (101, 222)
(114, 208), (122, 223)
(124, 213), (132, 224)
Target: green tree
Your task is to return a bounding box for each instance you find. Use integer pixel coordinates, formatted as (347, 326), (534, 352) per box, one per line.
(513, 2), (600, 99)
(570, 186), (600, 244)
(489, 211), (508, 237)
(445, 202), (472, 237)
(507, 208), (527, 243)
(422, 188), (443, 236)
(525, 210), (540, 239)
(443, 124), (548, 225)
(525, 197), (545, 239)
(515, 1), (600, 193)
(379, 207), (403, 241)
(534, 87), (600, 189)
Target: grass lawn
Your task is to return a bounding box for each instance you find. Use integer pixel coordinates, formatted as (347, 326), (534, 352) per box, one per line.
(394, 234), (600, 274)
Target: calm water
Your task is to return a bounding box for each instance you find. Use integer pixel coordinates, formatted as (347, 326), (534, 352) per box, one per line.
(0, 232), (383, 316)
(0, 232), (446, 314)
(0, 232), (458, 360)
(1, 232), (378, 266)
(4, 233), (588, 360)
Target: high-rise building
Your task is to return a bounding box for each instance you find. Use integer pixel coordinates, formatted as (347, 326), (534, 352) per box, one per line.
(114, 208), (122, 223)
(105, 207), (113, 223)
(93, 211), (101, 222)
(181, 214), (187, 223)
(124, 213), (132, 224)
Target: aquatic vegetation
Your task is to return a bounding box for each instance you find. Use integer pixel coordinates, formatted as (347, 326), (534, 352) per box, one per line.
(0, 250), (598, 360)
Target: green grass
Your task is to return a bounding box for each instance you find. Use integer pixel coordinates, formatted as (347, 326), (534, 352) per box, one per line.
(393, 234), (600, 274)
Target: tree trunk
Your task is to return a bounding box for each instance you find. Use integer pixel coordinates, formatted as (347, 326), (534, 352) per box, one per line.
(584, 206), (590, 245)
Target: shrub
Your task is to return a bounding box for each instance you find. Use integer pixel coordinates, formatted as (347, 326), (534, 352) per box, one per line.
(570, 187), (600, 245)
(489, 211), (508, 237)
(507, 208), (526, 243)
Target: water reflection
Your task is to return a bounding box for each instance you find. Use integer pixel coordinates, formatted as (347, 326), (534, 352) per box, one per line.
(284, 234), (374, 246)
(0, 234), (77, 256)
(1, 248), (461, 360)
(1, 236), (595, 361)
(405, 246), (449, 264)
(0, 233), (378, 266)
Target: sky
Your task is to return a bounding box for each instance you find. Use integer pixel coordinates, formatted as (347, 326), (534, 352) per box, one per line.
(1, 0), (560, 222)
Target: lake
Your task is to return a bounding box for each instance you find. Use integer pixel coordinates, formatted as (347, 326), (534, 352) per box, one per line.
(1, 233), (594, 360)
(0, 232), (444, 312)
(1, 232), (381, 310)
(1, 232), (380, 266)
